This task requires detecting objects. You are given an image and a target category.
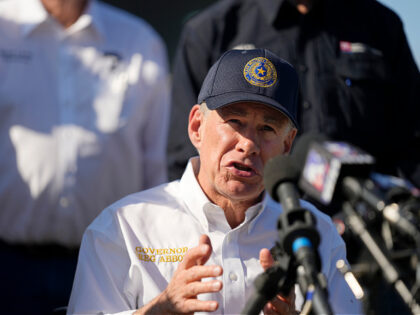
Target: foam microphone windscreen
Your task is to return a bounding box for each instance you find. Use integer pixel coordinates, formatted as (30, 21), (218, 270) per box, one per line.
(291, 133), (329, 169)
(263, 155), (300, 202)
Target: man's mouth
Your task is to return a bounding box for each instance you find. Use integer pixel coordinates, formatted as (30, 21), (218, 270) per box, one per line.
(233, 162), (253, 172)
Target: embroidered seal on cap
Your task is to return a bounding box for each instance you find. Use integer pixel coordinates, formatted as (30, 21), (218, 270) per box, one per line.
(243, 57), (277, 88)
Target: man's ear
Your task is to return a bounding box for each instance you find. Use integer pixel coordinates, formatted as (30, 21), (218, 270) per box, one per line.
(283, 128), (298, 154)
(188, 104), (204, 151)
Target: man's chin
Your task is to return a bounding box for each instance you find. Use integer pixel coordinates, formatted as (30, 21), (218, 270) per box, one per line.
(224, 182), (263, 201)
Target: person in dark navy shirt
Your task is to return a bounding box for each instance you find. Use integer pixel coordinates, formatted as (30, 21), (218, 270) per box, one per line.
(168, 0), (420, 190)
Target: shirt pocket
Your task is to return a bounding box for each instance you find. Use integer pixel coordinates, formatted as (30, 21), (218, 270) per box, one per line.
(336, 50), (387, 81)
(332, 51), (391, 141)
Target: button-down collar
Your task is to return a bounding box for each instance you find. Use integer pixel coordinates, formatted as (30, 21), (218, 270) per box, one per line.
(179, 157), (213, 230)
(179, 157), (266, 233)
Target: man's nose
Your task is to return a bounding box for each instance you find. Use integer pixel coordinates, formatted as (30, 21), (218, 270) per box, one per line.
(236, 130), (260, 155)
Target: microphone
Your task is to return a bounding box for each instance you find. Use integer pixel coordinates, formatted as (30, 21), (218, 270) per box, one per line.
(242, 156), (304, 315)
(294, 134), (420, 243)
(264, 155), (320, 256)
(293, 134), (420, 314)
(296, 135), (375, 209)
(264, 155), (301, 209)
(264, 155), (333, 315)
(342, 177), (420, 244)
(371, 172), (420, 197)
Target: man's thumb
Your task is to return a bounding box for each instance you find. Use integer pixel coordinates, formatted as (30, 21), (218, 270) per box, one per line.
(259, 248), (274, 270)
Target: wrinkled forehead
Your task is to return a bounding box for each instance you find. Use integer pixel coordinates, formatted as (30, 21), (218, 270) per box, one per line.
(216, 101), (290, 125)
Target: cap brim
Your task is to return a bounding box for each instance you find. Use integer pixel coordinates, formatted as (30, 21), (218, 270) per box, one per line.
(205, 92), (299, 129)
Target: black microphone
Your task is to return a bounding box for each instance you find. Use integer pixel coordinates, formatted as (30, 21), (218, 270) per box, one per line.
(242, 156), (302, 315)
(264, 155), (320, 256)
(293, 134), (420, 314)
(342, 176), (420, 244)
(296, 135), (375, 209)
(294, 134), (420, 242)
(264, 155), (301, 209)
(264, 155), (333, 315)
(371, 172), (420, 197)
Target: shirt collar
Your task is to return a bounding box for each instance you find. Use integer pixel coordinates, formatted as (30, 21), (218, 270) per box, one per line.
(78, 0), (106, 39)
(19, 0), (105, 39)
(247, 193), (280, 233)
(19, 0), (49, 37)
(179, 157), (266, 232)
(179, 157), (212, 230)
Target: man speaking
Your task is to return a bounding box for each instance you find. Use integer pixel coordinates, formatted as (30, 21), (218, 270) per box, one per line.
(68, 49), (361, 315)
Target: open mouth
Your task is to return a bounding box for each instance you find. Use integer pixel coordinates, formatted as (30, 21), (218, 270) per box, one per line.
(233, 162), (253, 172)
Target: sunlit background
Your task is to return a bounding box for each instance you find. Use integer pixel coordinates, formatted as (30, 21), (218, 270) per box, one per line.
(377, 0), (419, 68)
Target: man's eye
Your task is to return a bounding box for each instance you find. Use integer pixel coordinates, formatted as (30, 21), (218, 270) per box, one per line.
(262, 125), (275, 132)
(228, 119), (241, 125)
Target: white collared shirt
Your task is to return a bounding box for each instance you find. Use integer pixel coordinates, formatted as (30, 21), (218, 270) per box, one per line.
(0, 0), (170, 246)
(68, 158), (362, 315)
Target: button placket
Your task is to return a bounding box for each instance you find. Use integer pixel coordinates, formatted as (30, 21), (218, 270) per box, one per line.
(222, 230), (246, 314)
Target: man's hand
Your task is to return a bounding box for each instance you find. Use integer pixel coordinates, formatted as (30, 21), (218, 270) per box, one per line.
(136, 234), (223, 315)
(259, 248), (297, 315)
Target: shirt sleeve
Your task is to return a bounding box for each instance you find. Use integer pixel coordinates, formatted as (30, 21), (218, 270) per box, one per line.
(67, 211), (139, 314)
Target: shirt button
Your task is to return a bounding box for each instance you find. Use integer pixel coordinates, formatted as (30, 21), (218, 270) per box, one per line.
(303, 100), (311, 109)
(229, 272), (238, 281)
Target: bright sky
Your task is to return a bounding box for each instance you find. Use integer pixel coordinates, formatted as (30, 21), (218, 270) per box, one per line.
(377, 0), (420, 69)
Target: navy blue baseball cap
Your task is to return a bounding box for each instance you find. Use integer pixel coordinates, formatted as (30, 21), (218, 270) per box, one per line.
(198, 48), (299, 128)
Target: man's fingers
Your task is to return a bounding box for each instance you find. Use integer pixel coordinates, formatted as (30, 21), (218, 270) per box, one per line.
(260, 249), (297, 314)
(183, 265), (223, 283)
(181, 234), (213, 268)
(199, 234), (211, 247)
(185, 279), (223, 297)
(163, 278), (222, 314)
(158, 235), (222, 315)
(268, 296), (291, 314)
(182, 299), (219, 313)
(286, 287), (296, 307)
(181, 242), (212, 270)
(259, 248), (274, 270)
(197, 234), (212, 265)
(263, 302), (279, 315)
(265, 290), (296, 315)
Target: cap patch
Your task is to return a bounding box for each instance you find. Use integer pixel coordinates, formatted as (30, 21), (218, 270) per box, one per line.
(243, 57), (277, 88)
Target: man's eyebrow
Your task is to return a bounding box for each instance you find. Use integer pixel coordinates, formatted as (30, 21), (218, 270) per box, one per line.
(218, 106), (247, 117)
(263, 115), (284, 127)
(219, 105), (286, 126)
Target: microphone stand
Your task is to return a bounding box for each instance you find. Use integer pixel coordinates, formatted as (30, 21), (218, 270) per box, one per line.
(341, 176), (420, 313)
(342, 201), (420, 314)
(240, 249), (295, 315)
(276, 184), (333, 315)
(242, 182), (333, 315)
